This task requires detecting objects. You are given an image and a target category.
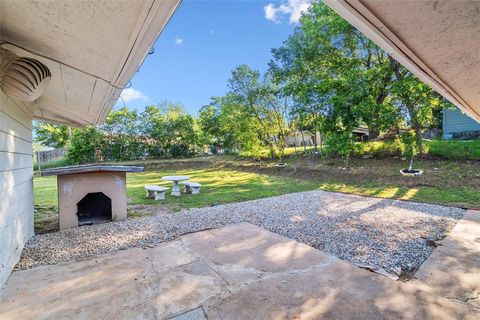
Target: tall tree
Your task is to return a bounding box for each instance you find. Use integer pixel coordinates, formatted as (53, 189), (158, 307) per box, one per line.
(34, 122), (70, 149)
(270, 1), (449, 162)
(228, 65), (290, 158)
(389, 57), (449, 153)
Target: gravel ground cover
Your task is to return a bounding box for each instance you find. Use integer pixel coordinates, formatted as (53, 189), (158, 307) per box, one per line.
(17, 190), (465, 277)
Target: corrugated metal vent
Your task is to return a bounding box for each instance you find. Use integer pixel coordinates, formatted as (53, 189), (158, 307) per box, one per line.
(0, 48), (51, 102)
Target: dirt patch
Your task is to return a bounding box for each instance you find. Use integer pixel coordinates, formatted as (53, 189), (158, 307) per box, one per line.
(33, 204), (175, 234)
(213, 157), (480, 191)
(128, 204), (174, 216)
(34, 206), (59, 234)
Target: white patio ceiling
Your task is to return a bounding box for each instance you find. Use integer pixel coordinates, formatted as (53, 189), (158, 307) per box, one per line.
(324, 0), (480, 122)
(0, 0), (180, 126)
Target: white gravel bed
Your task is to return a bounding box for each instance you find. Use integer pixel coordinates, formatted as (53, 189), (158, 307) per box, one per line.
(16, 190), (465, 276)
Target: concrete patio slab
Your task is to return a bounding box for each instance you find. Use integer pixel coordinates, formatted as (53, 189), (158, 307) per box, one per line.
(1, 223), (477, 319)
(414, 210), (480, 308)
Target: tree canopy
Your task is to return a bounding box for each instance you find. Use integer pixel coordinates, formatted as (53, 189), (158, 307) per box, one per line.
(34, 1), (451, 166)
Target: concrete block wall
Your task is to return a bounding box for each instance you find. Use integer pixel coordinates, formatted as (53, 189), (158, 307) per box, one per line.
(0, 90), (34, 288)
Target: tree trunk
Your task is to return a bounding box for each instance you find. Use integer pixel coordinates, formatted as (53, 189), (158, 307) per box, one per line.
(411, 116), (424, 154)
(369, 93), (387, 140)
(319, 134), (324, 156)
(300, 131), (307, 154)
(369, 128), (379, 140)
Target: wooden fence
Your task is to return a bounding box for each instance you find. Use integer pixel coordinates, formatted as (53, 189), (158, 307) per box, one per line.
(36, 148), (66, 171)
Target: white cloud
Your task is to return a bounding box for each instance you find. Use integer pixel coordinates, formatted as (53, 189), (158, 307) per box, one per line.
(264, 0), (310, 24)
(120, 88), (148, 103)
(175, 36), (184, 45)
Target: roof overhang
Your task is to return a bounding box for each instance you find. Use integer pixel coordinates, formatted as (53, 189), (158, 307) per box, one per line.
(323, 0), (480, 122)
(0, 0), (180, 127)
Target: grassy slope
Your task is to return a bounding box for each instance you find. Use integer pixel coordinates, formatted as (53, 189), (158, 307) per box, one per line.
(35, 157), (480, 211)
(248, 140), (480, 160)
(315, 183), (479, 209)
(356, 140), (480, 160)
(219, 156), (480, 209)
(34, 140), (480, 211)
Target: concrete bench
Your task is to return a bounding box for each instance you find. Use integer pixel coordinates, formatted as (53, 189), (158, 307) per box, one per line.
(144, 185), (169, 200)
(180, 181), (202, 194)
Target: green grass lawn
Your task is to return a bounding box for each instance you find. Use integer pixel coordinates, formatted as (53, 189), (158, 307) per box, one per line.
(247, 140), (480, 160)
(35, 161), (480, 213)
(33, 162), (479, 234)
(34, 168), (319, 210)
(315, 182), (480, 209)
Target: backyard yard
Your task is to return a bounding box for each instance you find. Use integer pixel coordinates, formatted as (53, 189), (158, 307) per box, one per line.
(3, 1), (480, 318)
(25, 162), (467, 280)
(33, 156), (480, 234)
(33, 166), (319, 233)
(14, 155), (479, 318)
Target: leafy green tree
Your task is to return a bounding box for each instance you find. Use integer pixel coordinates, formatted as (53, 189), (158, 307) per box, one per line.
(209, 94), (263, 155)
(99, 107), (143, 160)
(198, 104), (222, 149)
(326, 131), (358, 167)
(139, 105), (167, 157)
(169, 114), (196, 157)
(66, 126), (102, 164)
(139, 102), (197, 157)
(34, 122), (70, 149)
(270, 1), (449, 164)
(270, 2), (367, 162)
(228, 65), (290, 158)
(395, 130), (420, 171)
(389, 57), (450, 153)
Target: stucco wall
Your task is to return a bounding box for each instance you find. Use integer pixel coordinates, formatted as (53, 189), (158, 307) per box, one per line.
(0, 90), (34, 288)
(57, 172), (127, 230)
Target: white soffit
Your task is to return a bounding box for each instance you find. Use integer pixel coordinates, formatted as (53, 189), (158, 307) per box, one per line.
(323, 0), (480, 122)
(0, 0), (180, 127)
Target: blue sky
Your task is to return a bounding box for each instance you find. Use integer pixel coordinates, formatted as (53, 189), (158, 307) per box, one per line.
(116, 0), (310, 115)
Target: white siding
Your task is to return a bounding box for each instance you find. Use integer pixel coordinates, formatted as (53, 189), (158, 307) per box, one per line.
(0, 91), (34, 288)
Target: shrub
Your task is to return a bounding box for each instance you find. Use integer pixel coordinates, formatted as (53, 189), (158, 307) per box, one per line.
(66, 127), (101, 165)
(325, 132), (358, 166)
(426, 140), (480, 160)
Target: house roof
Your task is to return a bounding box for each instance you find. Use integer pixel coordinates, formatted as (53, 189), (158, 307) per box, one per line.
(323, 0), (480, 123)
(0, 0), (180, 127)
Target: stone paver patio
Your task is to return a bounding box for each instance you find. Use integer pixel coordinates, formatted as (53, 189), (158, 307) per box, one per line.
(1, 218), (479, 319)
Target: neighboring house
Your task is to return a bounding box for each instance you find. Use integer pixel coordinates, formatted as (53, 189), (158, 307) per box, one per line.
(443, 108), (480, 139)
(353, 126), (370, 141)
(0, 0), (179, 288)
(286, 126), (370, 147)
(285, 131), (315, 147)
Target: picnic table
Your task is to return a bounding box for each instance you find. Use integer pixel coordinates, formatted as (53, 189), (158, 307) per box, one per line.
(161, 175), (190, 196)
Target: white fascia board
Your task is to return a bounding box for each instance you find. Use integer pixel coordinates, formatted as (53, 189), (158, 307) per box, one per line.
(94, 0), (181, 125)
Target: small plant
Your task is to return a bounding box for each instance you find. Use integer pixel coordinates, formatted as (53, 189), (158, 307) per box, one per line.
(396, 130), (422, 176)
(127, 210), (145, 219)
(326, 131), (357, 168)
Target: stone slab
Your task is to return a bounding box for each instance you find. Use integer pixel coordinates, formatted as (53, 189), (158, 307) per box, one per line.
(1, 223), (478, 319)
(414, 210), (480, 308)
(41, 165), (144, 176)
(182, 223), (332, 273)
